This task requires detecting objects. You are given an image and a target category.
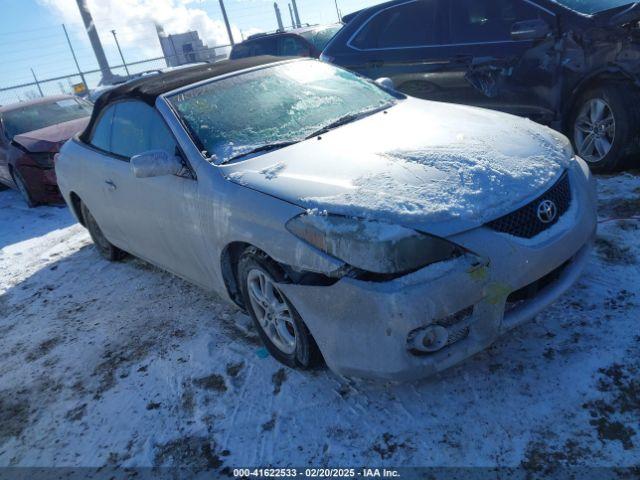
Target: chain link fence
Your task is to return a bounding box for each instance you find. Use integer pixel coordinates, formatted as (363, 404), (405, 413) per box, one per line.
(0, 46), (231, 106)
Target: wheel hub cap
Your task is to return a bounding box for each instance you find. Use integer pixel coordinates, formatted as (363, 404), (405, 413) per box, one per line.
(574, 98), (615, 164)
(246, 269), (297, 355)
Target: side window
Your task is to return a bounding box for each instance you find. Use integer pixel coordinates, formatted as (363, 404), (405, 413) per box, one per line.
(251, 37), (278, 56)
(231, 44), (252, 59)
(352, 0), (440, 49)
(109, 102), (176, 159)
(90, 105), (115, 152)
(450, 0), (541, 43)
(279, 36), (311, 57)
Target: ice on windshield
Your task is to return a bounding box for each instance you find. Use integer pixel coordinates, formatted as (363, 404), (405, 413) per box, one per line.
(169, 61), (396, 164)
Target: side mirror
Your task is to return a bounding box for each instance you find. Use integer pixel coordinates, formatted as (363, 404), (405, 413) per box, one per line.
(130, 150), (183, 179)
(375, 77), (395, 91)
(511, 19), (551, 41)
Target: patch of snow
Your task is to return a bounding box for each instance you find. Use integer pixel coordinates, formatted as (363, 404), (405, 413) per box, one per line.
(0, 171), (638, 472)
(259, 162), (286, 181)
(303, 132), (570, 226)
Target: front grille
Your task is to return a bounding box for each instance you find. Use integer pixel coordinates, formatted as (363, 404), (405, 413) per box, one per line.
(488, 172), (571, 239)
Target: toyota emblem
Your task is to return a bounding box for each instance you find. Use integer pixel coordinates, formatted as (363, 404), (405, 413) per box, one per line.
(537, 200), (558, 224)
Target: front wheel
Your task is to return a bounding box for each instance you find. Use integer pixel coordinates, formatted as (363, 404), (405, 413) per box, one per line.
(80, 202), (127, 262)
(570, 85), (639, 173)
(238, 249), (323, 370)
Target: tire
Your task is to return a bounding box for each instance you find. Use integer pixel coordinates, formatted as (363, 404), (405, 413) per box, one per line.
(569, 84), (640, 173)
(238, 248), (323, 370)
(11, 168), (36, 208)
(80, 202), (127, 262)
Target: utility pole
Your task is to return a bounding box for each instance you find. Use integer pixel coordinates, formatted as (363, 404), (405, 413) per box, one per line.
(30, 69), (44, 97)
(62, 24), (88, 90)
(75, 0), (114, 84)
(274, 2), (284, 31)
(288, 3), (296, 28)
(291, 0), (302, 27)
(218, 0), (235, 46)
(111, 30), (131, 78)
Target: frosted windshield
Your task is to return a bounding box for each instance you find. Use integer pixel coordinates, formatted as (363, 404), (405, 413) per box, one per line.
(169, 61), (397, 164)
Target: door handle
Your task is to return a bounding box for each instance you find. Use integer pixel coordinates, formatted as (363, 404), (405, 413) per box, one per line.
(368, 59), (384, 68)
(105, 180), (117, 191)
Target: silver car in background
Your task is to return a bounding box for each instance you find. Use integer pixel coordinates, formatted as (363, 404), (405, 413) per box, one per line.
(56, 58), (597, 381)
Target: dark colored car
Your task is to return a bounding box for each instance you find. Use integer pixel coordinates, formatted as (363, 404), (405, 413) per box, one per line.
(322, 0), (640, 172)
(0, 95), (92, 206)
(230, 24), (343, 60)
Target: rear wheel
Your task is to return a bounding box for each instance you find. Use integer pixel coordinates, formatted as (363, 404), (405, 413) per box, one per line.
(80, 202), (127, 262)
(11, 168), (36, 208)
(238, 249), (323, 370)
(570, 84), (640, 172)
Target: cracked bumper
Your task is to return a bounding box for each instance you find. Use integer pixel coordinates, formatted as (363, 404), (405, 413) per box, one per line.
(278, 163), (597, 381)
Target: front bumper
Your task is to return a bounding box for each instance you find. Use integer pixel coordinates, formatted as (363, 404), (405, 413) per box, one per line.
(19, 164), (63, 204)
(278, 164), (597, 381)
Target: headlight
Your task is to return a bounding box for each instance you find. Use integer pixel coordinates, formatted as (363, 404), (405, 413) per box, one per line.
(285, 213), (462, 275)
(29, 152), (55, 168)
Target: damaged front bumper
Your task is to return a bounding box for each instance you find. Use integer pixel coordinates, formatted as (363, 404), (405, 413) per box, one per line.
(277, 165), (597, 381)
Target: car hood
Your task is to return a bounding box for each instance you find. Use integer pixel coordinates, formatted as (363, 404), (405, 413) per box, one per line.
(12, 117), (90, 153)
(221, 98), (572, 237)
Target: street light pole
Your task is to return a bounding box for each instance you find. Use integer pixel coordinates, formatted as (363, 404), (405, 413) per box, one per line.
(111, 29), (131, 79)
(219, 0), (235, 46)
(291, 0), (301, 27)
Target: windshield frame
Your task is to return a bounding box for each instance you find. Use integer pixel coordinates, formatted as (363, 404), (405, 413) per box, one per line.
(162, 58), (403, 165)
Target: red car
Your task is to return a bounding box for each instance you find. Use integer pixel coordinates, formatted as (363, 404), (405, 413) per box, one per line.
(0, 95), (92, 207)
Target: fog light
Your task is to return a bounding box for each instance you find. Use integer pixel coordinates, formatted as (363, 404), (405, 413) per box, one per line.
(411, 325), (449, 353)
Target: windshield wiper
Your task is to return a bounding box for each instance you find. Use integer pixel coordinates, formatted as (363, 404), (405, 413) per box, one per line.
(225, 141), (299, 163)
(305, 104), (394, 139)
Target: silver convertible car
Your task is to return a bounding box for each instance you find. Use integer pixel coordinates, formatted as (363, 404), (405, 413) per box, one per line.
(56, 57), (597, 381)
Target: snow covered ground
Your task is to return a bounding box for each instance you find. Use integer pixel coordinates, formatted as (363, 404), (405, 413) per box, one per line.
(0, 172), (638, 475)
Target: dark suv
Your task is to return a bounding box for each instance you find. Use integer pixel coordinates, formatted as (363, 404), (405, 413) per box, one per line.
(230, 24), (342, 60)
(322, 0), (640, 172)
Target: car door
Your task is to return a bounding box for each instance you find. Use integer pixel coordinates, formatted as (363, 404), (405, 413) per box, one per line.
(89, 100), (210, 284)
(443, 0), (558, 121)
(340, 0), (455, 100)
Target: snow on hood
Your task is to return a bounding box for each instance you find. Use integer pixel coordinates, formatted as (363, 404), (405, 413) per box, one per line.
(221, 98), (572, 236)
(12, 117), (90, 153)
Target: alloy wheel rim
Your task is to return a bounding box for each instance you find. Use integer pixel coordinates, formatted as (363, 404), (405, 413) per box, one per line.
(246, 269), (297, 355)
(574, 98), (615, 164)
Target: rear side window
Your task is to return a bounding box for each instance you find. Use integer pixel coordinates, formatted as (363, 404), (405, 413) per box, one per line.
(352, 0), (440, 49)
(90, 106), (115, 152)
(90, 101), (175, 159)
(230, 44), (252, 59)
(450, 0), (542, 43)
(279, 36), (311, 56)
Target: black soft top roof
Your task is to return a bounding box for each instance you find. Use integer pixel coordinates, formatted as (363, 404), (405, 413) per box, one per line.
(81, 56), (294, 143)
